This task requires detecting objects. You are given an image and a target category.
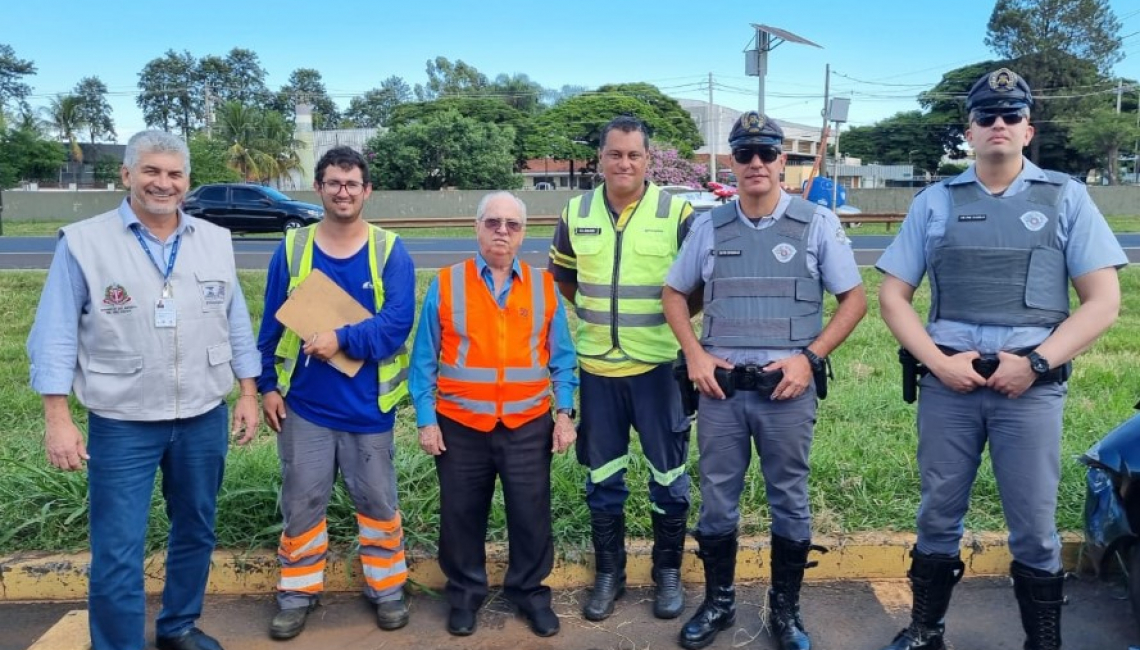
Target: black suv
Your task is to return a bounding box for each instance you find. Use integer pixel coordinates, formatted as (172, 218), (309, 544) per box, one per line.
(182, 184), (324, 234)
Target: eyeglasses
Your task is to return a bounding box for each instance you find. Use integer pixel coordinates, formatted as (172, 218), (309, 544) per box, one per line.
(481, 217), (523, 233)
(320, 180), (366, 195)
(972, 112), (1026, 128)
(731, 146), (781, 165)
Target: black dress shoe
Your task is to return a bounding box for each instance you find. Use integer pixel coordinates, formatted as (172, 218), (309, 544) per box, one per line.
(155, 627), (224, 650)
(447, 608), (477, 636)
(523, 605), (560, 637)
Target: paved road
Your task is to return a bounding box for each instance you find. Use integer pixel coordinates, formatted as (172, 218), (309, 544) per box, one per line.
(3, 578), (1137, 650)
(3, 234), (1140, 270)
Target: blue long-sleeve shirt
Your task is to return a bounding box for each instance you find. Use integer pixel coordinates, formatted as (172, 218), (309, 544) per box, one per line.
(257, 233), (416, 433)
(409, 254), (578, 428)
(28, 200), (260, 395)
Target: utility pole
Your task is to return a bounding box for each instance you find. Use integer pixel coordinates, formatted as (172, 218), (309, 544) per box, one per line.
(744, 24), (822, 117)
(708, 72), (717, 183)
(204, 85), (214, 138)
(1117, 78), (1123, 113)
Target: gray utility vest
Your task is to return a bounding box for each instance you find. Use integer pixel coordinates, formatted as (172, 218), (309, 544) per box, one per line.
(700, 198), (824, 349)
(929, 170), (1070, 327)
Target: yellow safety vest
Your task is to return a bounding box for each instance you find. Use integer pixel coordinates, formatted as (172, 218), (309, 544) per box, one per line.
(274, 225), (410, 412)
(567, 184), (686, 364)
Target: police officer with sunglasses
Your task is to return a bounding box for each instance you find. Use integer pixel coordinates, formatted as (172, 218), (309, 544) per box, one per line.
(875, 68), (1127, 650)
(662, 111), (866, 650)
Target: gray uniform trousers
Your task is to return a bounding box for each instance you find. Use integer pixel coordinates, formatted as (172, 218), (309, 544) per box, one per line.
(915, 374), (1067, 572)
(695, 384), (817, 541)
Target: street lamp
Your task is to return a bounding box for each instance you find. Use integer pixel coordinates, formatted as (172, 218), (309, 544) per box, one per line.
(745, 24), (822, 115)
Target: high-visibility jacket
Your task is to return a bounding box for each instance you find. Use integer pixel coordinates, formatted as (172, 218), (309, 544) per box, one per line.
(436, 258), (556, 432)
(567, 184), (686, 364)
(274, 225), (409, 412)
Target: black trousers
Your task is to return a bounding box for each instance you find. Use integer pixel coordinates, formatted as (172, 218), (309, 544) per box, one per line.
(435, 412), (554, 612)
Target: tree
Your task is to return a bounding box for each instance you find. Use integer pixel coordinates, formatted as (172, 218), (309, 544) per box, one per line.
(187, 134), (242, 187)
(0, 43), (35, 114)
(73, 76), (116, 144)
(984, 0), (1123, 163)
(596, 83), (704, 154)
(413, 57), (489, 101)
(344, 76), (412, 128)
(1069, 107), (1140, 184)
(212, 101), (302, 184)
(365, 109), (521, 190)
(836, 111), (949, 174)
(273, 68), (340, 129)
(489, 73), (545, 114)
(388, 96), (533, 167)
(44, 94), (85, 164)
(543, 84), (587, 106)
(0, 125), (66, 188)
(646, 145), (707, 187)
(218, 48), (272, 106)
(136, 49), (199, 135)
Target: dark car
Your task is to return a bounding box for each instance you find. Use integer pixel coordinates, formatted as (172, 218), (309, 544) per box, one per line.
(182, 184), (324, 234)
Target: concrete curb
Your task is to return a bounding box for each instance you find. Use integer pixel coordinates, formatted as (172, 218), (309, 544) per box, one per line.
(0, 531), (1084, 602)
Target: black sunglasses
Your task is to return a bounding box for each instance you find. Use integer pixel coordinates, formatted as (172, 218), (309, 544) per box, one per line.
(973, 112), (1026, 128)
(732, 146), (781, 165)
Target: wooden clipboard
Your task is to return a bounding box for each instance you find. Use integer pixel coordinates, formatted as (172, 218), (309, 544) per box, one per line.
(275, 268), (369, 377)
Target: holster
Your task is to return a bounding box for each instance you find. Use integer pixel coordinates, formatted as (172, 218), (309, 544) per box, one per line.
(898, 348), (929, 404)
(812, 357), (832, 400)
(673, 351), (699, 417)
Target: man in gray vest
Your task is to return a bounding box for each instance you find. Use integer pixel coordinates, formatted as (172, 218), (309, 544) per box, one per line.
(662, 111), (866, 650)
(27, 130), (262, 650)
(875, 68), (1126, 650)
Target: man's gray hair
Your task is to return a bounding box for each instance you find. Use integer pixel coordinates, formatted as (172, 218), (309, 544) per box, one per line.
(123, 130), (191, 175)
(475, 191), (527, 223)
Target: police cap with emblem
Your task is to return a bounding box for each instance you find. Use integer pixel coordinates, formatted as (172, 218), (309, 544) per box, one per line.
(965, 67), (1033, 113)
(728, 111), (784, 148)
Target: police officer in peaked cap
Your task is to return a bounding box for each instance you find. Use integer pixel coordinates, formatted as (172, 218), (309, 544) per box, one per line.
(874, 68), (1127, 650)
(663, 110), (866, 650)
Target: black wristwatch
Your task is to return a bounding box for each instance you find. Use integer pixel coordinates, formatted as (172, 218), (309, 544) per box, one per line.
(556, 408), (576, 419)
(1026, 351), (1051, 376)
(802, 348), (825, 372)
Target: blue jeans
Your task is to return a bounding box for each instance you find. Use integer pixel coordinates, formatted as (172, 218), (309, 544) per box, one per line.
(87, 404), (228, 650)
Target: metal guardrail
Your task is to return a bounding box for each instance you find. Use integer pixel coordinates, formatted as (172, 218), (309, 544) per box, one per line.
(368, 214), (905, 229)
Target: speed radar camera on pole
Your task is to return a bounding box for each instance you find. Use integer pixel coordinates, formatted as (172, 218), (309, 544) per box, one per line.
(745, 24), (823, 115)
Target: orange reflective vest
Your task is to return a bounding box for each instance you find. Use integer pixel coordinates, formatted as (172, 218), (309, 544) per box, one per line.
(436, 258), (556, 432)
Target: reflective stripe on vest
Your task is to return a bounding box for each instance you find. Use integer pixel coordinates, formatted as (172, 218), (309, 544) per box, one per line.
(436, 258), (555, 431)
(567, 184), (685, 363)
(929, 171), (1069, 327)
(700, 198), (824, 348)
(274, 225), (410, 412)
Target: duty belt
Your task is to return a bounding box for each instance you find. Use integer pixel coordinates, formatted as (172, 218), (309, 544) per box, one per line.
(936, 346), (1070, 384)
(713, 364), (784, 398)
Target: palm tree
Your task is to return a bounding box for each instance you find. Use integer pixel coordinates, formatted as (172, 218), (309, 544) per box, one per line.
(44, 94), (85, 164)
(214, 100), (302, 184)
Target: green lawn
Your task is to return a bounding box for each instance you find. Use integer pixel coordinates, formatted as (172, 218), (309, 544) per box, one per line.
(1, 269), (1137, 556)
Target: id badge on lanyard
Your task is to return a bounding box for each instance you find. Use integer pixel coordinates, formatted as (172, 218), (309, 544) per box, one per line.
(132, 225), (181, 328)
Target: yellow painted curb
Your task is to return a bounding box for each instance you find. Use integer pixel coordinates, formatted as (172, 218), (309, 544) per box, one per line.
(0, 531), (1084, 602)
(27, 609), (89, 650)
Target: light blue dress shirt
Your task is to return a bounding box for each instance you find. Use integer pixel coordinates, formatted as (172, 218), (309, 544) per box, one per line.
(409, 253), (579, 428)
(664, 191), (863, 365)
(875, 159), (1128, 353)
(28, 199), (261, 394)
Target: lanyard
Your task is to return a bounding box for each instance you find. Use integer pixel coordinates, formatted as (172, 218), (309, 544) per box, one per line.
(131, 224), (181, 296)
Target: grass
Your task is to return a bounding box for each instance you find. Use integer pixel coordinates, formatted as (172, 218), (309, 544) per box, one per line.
(1, 268), (1138, 556)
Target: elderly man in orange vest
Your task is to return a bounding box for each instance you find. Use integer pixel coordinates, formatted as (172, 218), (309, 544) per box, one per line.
(410, 191), (579, 638)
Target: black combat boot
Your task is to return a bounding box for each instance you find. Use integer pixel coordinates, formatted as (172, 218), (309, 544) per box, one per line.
(878, 550), (964, 650)
(1011, 561), (1064, 650)
(651, 510), (688, 619)
(768, 535), (826, 650)
(582, 512), (626, 621)
(679, 530), (738, 650)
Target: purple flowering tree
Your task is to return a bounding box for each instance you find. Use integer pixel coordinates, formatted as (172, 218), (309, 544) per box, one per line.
(647, 144), (707, 188)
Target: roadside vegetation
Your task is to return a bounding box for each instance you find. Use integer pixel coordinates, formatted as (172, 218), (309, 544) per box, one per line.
(1, 268), (1137, 556)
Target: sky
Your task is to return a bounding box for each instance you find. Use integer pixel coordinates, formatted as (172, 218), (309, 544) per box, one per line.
(5, 0), (1140, 143)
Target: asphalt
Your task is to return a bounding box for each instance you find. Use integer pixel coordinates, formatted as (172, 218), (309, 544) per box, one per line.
(5, 578), (1139, 650)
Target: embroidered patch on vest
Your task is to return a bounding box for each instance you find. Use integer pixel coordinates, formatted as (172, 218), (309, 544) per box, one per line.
(575, 227), (602, 235)
(958, 214), (987, 222)
(100, 283), (137, 315)
(199, 281), (227, 308)
(834, 225), (851, 245)
(1020, 211), (1048, 232)
(772, 243), (797, 263)
(716, 250), (743, 256)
